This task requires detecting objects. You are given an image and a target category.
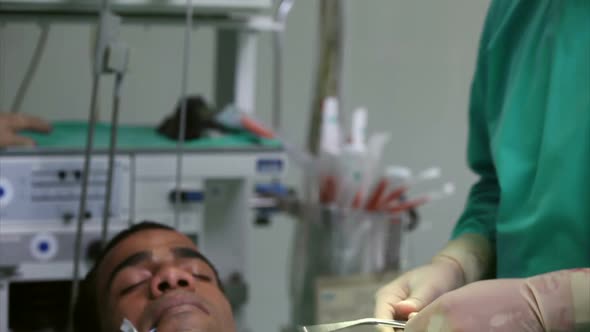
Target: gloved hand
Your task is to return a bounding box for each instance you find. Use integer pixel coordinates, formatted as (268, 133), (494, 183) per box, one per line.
(404, 268), (590, 332)
(0, 112), (51, 147)
(374, 234), (492, 332)
(374, 260), (464, 324)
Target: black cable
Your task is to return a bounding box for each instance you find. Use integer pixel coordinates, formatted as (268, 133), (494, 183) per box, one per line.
(11, 23), (49, 113)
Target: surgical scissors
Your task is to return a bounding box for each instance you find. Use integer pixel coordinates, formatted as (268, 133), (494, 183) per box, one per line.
(298, 318), (406, 331)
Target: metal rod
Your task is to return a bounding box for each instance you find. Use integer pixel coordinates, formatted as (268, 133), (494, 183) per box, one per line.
(174, 0), (194, 228)
(101, 73), (123, 245)
(306, 0), (343, 155)
(271, 29), (283, 131)
(271, 0), (295, 130)
(129, 156), (136, 225)
(67, 2), (111, 329)
(67, 72), (101, 332)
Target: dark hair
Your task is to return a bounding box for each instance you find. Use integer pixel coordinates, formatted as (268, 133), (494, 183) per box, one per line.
(73, 221), (222, 332)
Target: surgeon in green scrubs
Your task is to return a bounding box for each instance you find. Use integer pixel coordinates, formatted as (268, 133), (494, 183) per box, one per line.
(375, 1), (590, 331)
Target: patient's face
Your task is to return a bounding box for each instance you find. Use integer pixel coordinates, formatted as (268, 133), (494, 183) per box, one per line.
(95, 229), (235, 332)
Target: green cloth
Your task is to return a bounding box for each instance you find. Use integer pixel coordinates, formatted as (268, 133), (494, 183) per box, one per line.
(22, 121), (281, 150)
(452, 0), (590, 278)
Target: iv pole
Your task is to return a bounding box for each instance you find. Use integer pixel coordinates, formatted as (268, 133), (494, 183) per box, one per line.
(68, 0), (129, 329)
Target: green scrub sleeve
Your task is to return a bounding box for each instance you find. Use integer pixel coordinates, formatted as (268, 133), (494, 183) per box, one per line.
(450, 2), (506, 244)
(450, 79), (499, 244)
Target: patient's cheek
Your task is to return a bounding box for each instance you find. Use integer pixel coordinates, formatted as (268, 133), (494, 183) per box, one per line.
(109, 297), (143, 331)
(102, 304), (126, 332)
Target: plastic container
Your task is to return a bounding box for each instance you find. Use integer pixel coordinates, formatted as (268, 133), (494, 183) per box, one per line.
(287, 203), (404, 329)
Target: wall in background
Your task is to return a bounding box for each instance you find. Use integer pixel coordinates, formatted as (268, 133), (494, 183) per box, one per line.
(339, 0), (490, 270)
(0, 1), (490, 330)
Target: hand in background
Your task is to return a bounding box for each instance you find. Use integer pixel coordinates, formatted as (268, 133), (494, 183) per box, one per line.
(0, 112), (51, 147)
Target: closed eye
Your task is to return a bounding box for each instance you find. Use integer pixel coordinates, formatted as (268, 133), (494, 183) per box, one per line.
(120, 280), (147, 295)
(193, 274), (213, 283)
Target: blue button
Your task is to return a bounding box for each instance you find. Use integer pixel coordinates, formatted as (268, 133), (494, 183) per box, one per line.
(185, 191), (204, 202)
(38, 241), (50, 252)
(256, 158), (283, 173)
(0, 186), (4, 198)
(255, 183), (289, 196)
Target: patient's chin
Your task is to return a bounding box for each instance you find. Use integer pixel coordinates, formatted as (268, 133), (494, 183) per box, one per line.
(156, 307), (213, 332)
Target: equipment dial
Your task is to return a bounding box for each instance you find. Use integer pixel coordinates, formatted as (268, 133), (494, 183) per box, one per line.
(30, 233), (59, 261)
(0, 178), (14, 208)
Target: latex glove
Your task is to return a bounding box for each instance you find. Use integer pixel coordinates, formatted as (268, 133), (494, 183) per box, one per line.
(0, 112), (51, 147)
(404, 268), (590, 332)
(374, 234), (492, 332)
(374, 260), (464, 330)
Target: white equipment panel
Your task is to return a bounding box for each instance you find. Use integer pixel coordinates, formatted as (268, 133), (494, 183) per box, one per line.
(0, 0), (272, 15)
(0, 147), (285, 332)
(0, 155), (132, 279)
(0, 148), (285, 277)
(0, 156), (131, 226)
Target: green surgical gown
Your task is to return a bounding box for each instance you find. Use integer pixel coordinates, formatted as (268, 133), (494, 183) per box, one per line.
(452, 0), (590, 278)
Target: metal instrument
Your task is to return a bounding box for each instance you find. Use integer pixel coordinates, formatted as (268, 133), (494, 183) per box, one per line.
(298, 318), (406, 331)
(121, 317), (406, 332)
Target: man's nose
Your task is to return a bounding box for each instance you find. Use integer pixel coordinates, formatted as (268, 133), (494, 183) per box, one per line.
(150, 264), (195, 297)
